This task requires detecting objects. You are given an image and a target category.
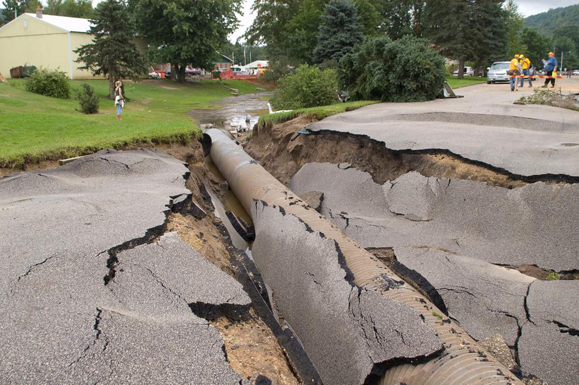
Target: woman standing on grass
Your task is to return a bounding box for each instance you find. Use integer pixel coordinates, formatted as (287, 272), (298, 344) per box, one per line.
(114, 80), (124, 120)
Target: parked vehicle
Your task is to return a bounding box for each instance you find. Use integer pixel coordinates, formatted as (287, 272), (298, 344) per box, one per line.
(453, 66), (475, 77)
(486, 62), (510, 83)
(573, 70), (579, 76)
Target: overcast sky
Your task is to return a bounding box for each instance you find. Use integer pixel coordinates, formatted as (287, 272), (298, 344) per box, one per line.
(227, 0), (579, 41)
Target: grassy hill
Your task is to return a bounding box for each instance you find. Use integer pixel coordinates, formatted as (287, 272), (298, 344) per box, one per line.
(525, 4), (579, 35)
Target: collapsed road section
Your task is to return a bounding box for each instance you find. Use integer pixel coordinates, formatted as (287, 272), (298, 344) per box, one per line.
(0, 148), (300, 384)
(204, 128), (524, 385)
(243, 105), (579, 385)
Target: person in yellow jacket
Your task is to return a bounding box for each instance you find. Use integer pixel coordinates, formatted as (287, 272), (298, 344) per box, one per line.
(509, 54), (522, 91)
(519, 54), (532, 88)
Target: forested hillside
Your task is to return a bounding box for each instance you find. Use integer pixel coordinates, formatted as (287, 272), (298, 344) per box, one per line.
(525, 4), (579, 35)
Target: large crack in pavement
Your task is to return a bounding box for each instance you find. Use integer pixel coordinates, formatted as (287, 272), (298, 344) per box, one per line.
(0, 149), (261, 384)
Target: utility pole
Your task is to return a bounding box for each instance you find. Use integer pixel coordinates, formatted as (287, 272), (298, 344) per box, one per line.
(244, 48), (247, 66)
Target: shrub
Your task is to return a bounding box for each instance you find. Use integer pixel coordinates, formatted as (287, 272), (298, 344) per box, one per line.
(338, 35), (447, 102)
(76, 83), (100, 114)
(25, 67), (71, 99)
(270, 65), (338, 110)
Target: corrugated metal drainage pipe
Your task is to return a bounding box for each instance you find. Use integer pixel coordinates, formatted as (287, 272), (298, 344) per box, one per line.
(204, 129), (523, 385)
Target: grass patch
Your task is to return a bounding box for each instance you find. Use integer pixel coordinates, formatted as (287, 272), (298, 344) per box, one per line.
(257, 100), (377, 129)
(0, 78), (265, 168)
(446, 77), (487, 89)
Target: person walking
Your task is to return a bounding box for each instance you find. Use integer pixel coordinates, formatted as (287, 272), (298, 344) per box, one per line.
(509, 54), (522, 91)
(114, 80), (124, 120)
(541, 52), (558, 88)
(519, 54), (532, 88)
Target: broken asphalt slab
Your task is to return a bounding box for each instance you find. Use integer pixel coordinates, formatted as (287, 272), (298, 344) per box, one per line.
(0, 150), (247, 383)
(289, 164), (579, 272)
(307, 86), (579, 177)
(519, 281), (579, 385)
(394, 247), (534, 347)
(251, 201), (442, 385)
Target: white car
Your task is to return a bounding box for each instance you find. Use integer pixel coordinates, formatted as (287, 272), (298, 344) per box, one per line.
(573, 70), (579, 76)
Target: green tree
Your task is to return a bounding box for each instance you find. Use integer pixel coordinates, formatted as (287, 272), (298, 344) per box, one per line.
(285, 0), (327, 64)
(554, 36), (579, 70)
(74, 0), (145, 99)
(505, 0), (527, 58)
(520, 27), (551, 69)
(353, 0), (382, 36)
(424, 0), (507, 78)
(131, 0), (241, 82)
(245, 0), (301, 60)
(338, 35), (446, 102)
(314, 0), (364, 64)
(554, 25), (579, 61)
(1, 0), (40, 22)
(44, 0), (94, 18)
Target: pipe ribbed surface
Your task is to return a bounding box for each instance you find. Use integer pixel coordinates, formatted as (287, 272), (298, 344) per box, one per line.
(205, 129), (523, 385)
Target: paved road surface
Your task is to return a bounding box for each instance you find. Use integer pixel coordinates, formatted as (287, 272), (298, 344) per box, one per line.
(309, 81), (579, 177)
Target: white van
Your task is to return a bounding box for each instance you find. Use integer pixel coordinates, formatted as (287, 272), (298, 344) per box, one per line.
(453, 66), (475, 77)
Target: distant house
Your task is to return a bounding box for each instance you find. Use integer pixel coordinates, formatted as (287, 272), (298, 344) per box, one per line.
(0, 9), (146, 80)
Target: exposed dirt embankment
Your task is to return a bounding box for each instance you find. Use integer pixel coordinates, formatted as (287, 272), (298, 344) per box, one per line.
(156, 142), (302, 385)
(246, 117), (571, 188)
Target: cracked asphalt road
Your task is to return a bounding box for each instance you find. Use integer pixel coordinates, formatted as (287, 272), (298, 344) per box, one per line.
(308, 84), (579, 177)
(251, 200), (442, 385)
(289, 162), (579, 384)
(0, 150), (248, 384)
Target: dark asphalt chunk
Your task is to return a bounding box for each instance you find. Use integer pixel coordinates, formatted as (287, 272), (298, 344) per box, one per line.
(519, 281), (579, 385)
(289, 163), (579, 271)
(0, 150), (243, 384)
(251, 201), (442, 385)
(395, 247), (534, 347)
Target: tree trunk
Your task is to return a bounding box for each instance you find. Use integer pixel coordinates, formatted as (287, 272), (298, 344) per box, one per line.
(171, 64), (177, 82)
(109, 77), (115, 100)
(458, 59), (465, 80)
(177, 64), (186, 83)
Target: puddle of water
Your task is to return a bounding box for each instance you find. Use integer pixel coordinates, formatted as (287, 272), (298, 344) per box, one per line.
(189, 92), (273, 131)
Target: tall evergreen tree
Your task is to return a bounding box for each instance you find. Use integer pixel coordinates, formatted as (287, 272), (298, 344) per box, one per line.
(424, 0), (507, 78)
(74, 0), (145, 99)
(1, 0), (39, 22)
(131, 0), (241, 82)
(314, 0), (364, 64)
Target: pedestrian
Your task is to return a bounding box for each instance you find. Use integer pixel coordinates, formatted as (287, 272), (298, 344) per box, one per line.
(114, 80), (124, 120)
(508, 54), (522, 92)
(519, 54), (532, 88)
(541, 52), (558, 88)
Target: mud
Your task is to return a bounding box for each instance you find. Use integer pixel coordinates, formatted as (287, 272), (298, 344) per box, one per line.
(246, 116), (530, 188)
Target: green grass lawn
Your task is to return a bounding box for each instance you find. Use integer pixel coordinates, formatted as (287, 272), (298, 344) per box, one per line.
(258, 100), (378, 129)
(446, 76), (487, 89)
(0, 78), (265, 167)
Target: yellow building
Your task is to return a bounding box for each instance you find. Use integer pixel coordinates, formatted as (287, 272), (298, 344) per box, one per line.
(0, 10), (146, 80)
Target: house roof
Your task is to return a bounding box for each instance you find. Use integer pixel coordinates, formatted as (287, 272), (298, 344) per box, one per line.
(24, 13), (92, 33)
